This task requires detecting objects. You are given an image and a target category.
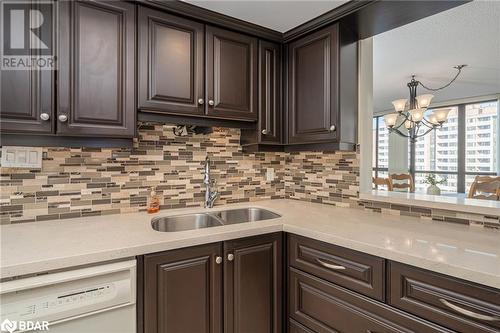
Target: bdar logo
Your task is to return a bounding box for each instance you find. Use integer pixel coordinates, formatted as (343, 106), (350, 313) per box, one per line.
(0, 319), (17, 333)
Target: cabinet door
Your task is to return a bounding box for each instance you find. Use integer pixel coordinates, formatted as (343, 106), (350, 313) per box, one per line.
(58, 0), (135, 137)
(288, 24), (339, 144)
(259, 41), (281, 143)
(206, 26), (258, 121)
(224, 233), (282, 333)
(0, 1), (54, 134)
(143, 243), (223, 333)
(138, 7), (205, 116)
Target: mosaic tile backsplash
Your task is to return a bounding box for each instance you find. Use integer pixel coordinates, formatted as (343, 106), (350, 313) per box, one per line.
(0, 125), (287, 224)
(0, 124), (497, 228)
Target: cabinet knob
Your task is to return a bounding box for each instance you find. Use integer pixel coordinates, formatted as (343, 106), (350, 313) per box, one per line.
(215, 256), (222, 264)
(58, 114), (68, 122)
(40, 113), (50, 121)
(227, 253), (234, 261)
(329, 125), (336, 132)
(261, 129), (268, 135)
(208, 100), (215, 106)
(198, 98), (204, 105)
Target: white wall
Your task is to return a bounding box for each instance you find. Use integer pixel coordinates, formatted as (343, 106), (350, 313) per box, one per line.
(358, 38), (373, 193)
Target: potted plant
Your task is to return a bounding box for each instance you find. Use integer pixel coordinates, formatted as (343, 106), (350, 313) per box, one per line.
(424, 174), (447, 195)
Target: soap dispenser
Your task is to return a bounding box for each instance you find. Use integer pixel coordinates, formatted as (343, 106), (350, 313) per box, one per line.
(147, 188), (160, 214)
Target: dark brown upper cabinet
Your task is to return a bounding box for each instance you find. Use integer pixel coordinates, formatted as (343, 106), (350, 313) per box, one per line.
(288, 24), (339, 144)
(58, 0), (136, 138)
(258, 41), (282, 143)
(241, 40), (282, 150)
(224, 233), (283, 333)
(206, 26), (258, 121)
(138, 7), (205, 116)
(143, 243), (222, 333)
(0, 64), (54, 134)
(287, 23), (357, 147)
(0, 1), (54, 135)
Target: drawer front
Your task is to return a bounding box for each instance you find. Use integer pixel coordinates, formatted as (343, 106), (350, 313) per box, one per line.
(288, 234), (385, 301)
(289, 268), (451, 333)
(389, 261), (500, 333)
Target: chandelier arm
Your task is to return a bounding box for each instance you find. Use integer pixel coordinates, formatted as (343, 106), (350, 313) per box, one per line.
(388, 127), (410, 139)
(414, 126), (436, 139)
(392, 117), (407, 131)
(420, 118), (435, 129)
(418, 65), (466, 92)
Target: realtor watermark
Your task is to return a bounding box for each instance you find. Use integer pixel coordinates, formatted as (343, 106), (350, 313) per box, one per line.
(0, 318), (49, 332)
(1, 1), (56, 70)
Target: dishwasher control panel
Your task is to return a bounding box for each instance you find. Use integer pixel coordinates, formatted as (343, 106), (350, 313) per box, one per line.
(2, 283), (116, 322)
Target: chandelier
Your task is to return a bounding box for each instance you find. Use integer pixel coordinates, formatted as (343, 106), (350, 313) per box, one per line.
(383, 65), (466, 142)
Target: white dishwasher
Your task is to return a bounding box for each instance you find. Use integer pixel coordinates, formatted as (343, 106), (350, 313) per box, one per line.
(0, 259), (136, 333)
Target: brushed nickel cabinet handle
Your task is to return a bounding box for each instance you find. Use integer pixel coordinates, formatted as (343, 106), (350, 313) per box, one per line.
(440, 299), (499, 321)
(329, 125), (336, 132)
(198, 98), (204, 105)
(215, 256), (222, 264)
(208, 100), (215, 106)
(316, 258), (346, 270)
(227, 253), (234, 261)
(58, 114), (68, 122)
(40, 113), (50, 121)
(262, 129), (268, 135)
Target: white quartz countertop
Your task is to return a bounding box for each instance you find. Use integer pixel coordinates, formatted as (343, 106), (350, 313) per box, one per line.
(1, 200), (499, 289)
(361, 190), (500, 217)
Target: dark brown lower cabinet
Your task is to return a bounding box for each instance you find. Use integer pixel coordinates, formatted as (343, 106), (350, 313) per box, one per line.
(141, 233), (282, 333)
(143, 243), (223, 333)
(289, 268), (452, 333)
(224, 233), (282, 333)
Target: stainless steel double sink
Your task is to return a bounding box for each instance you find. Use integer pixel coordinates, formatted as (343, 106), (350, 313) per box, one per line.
(151, 207), (281, 232)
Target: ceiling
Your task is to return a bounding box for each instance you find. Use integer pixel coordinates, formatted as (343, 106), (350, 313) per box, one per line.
(373, 1), (500, 113)
(182, 0), (348, 32)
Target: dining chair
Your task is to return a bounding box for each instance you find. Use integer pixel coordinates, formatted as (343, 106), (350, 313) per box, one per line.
(372, 177), (393, 191)
(468, 176), (500, 200)
(389, 173), (415, 192)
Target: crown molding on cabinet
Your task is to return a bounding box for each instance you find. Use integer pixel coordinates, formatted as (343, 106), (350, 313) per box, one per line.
(136, 0), (283, 42)
(138, 0), (470, 45)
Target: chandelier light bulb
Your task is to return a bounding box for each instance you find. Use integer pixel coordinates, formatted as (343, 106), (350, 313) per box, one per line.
(383, 113), (399, 127)
(391, 99), (407, 112)
(404, 120), (414, 129)
(433, 108), (451, 123)
(428, 112), (440, 125)
(416, 94), (434, 109)
(409, 108), (425, 122)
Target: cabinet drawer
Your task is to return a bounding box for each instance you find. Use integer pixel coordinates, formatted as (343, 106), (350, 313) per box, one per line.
(389, 262), (500, 333)
(288, 234), (385, 301)
(289, 268), (452, 333)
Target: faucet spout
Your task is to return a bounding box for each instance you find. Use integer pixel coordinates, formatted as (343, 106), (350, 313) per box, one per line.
(203, 156), (218, 208)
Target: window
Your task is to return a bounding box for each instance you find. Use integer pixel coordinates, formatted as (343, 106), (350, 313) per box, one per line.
(373, 100), (499, 193)
(373, 116), (389, 179)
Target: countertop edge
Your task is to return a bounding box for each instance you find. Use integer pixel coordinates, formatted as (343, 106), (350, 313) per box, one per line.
(283, 225), (500, 289)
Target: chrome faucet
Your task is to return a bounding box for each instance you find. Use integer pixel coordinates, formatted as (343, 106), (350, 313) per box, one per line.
(203, 156), (219, 208)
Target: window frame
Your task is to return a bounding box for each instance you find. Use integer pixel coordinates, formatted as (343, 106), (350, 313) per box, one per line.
(373, 99), (498, 193)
